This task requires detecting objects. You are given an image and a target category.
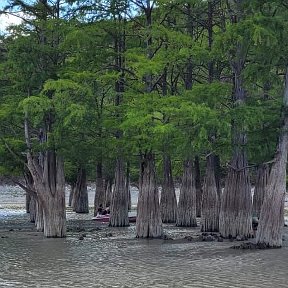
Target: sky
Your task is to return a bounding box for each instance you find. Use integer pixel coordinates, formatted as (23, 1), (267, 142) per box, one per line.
(0, 0), (23, 33)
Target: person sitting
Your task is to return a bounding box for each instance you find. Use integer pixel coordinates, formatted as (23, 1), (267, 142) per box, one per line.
(102, 207), (110, 215)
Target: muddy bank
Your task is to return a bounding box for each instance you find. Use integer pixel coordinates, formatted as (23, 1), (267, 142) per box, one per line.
(1, 210), (288, 246)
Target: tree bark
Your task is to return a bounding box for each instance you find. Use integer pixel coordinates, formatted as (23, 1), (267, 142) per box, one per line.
(24, 169), (35, 221)
(195, 156), (202, 217)
(201, 155), (219, 232)
(68, 183), (75, 207)
(26, 193), (31, 213)
(105, 179), (113, 207)
(214, 155), (221, 199)
(252, 164), (269, 218)
(94, 162), (106, 216)
(219, 2), (252, 238)
(73, 167), (89, 214)
(160, 155), (177, 223)
(109, 158), (129, 227)
(176, 160), (197, 227)
(27, 151), (66, 237)
(256, 68), (288, 248)
(219, 143), (252, 238)
(29, 195), (37, 223)
(127, 161), (131, 211)
(35, 197), (44, 232)
(136, 152), (163, 238)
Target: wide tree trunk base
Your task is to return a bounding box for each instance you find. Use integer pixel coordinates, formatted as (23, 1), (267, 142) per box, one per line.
(35, 199), (44, 232)
(136, 152), (163, 238)
(110, 158), (129, 227)
(252, 164), (269, 218)
(255, 182), (285, 248)
(160, 155), (177, 224)
(201, 208), (219, 232)
(109, 215), (129, 227)
(201, 155), (219, 232)
(176, 160), (197, 228)
(43, 197), (66, 238)
(219, 211), (252, 239)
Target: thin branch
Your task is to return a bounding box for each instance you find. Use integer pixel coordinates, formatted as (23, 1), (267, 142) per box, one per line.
(0, 137), (27, 166)
(12, 179), (37, 196)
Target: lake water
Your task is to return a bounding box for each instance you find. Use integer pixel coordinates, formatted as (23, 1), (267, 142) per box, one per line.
(1, 185), (288, 288)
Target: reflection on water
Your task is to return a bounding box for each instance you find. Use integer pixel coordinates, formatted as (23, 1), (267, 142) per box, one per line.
(1, 185), (288, 287)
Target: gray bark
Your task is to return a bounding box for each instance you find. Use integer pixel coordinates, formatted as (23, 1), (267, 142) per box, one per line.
(219, 145), (252, 238)
(74, 168), (89, 214)
(109, 158), (129, 227)
(29, 195), (37, 223)
(26, 193), (30, 213)
(214, 155), (221, 199)
(94, 162), (106, 216)
(201, 155), (219, 232)
(136, 152), (163, 238)
(256, 68), (288, 247)
(27, 151), (66, 237)
(105, 179), (113, 207)
(176, 160), (197, 227)
(127, 162), (131, 211)
(252, 164), (269, 218)
(219, 2), (252, 238)
(68, 183), (75, 207)
(35, 198), (44, 232)
(24, 169), (36, 222)
(160, 155), (177, 223)
(195, 156), (202, 217)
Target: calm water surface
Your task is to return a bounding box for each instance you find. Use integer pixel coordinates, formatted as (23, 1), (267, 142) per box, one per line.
(1, 185), (288, 288)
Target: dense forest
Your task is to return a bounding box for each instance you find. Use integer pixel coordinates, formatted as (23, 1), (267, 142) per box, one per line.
(0, 0), (287, 247)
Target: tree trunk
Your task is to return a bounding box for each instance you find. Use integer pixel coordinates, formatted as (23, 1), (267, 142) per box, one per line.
(109, 158), (129, 227)
(29, 195), (37, 223)
(105, 179), (113, 207)
(24, 169), (34, 214)
(252, 164), (269, 218)
(201, 155), (219, 232)
(35, 198), (44, 232)
(71, 185), (76, 210)
(127, 162), (131, 211)
(176, 160), (197, 227)
(26, 193), (31, 213)
(74, 167), (89, 214)
(94, 162), (106, 216)
(160, 155), (177, 223)
(27, 151), (66, 237)
(219, 147), (252, 238)
(136, 152), (163, 238)
(184, 4), (193, 90)
(256, 68), (288, 248)
(195, 156), (202, 217)
(214, 155), (221, 199)
(219, 7), (252, 238)
(68, 183), (75, 207)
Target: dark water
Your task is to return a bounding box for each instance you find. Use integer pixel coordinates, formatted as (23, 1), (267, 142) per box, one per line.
(1, 185), (288, 287)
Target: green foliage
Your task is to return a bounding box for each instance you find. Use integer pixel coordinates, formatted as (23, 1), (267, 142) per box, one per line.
(0, 0), (287, 182)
